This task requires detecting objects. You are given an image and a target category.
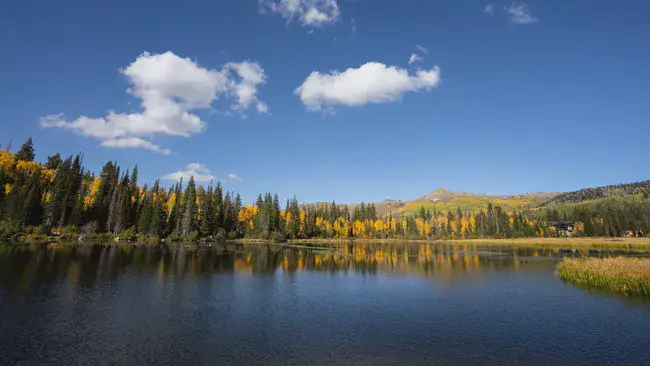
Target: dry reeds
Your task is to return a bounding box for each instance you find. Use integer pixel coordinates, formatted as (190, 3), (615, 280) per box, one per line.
(557, 257), (650, 296)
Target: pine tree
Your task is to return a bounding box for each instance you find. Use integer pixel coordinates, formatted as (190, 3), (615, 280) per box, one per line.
(16, 137), (35, 162)
(45, 153), (62, 170)
(42, 156), (73, 233)
(138, 184), (152, 234)
(181, 176), (197, 236)
(200, 185), (216, 237)
(149, 180), (164, 237)
(272, 193), (280, 232)
(19, 169), (44, 226)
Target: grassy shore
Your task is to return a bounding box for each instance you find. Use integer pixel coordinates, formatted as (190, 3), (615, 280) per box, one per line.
(278, 237), (650, 249)
(557, 257), (650, 296)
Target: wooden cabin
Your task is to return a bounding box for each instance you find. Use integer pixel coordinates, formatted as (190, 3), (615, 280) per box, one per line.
(547, 221), (574, 236)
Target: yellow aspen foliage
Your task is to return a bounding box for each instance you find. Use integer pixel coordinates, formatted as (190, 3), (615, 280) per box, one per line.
(89, 178), (101, 197)
(373, 219), (384, 237)
(285, 212), (292, 227)
(460, 217), (469, 237)
(450, 220), (458, 233)
(238, 205), (258, 226)
(415, 218), (430, 238)
(166, 193), (176, 213)
(333, 217), (349, 238)
(4, 183), (11, 195)
(0, 151), (16, 170)
(43, 191), (51, 204)
(299, 210), (306, 233)
(469, 215), (476, 233)
(16, 160), (42, 175)
(423, 220), (431, 238)
(325, 220), (333, 236)
(83, 196), (93, 209)
(509, 217), (515, 228)
(41, 169), (56, 183)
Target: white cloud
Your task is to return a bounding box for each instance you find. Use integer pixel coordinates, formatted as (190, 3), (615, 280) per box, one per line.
(161, 163), (216, 183)
(295, 62), (441, 110)
(100, 137), (171, 155)
(408, 53), (423, 65)
(228, 173), (243, 181)
(504, 2), (538, 24)
(484, 3), (495, 15)
(260, 0), (340, 27)
(416, 45), (428, 54)
(225, 61), (269, 113)
(40, 51), (268, 153)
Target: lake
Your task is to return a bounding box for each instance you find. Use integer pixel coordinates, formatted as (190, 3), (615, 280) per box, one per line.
(1, 241), (649, 365)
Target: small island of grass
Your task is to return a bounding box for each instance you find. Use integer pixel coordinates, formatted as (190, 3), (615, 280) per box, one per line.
(556, 257), (650, 296)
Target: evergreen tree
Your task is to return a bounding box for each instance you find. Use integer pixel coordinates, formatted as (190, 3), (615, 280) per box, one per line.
(138, 184), (152, 234)
(19, 169), (44, 226)
(45, 153), (62, 170)
(181, 176), (197, 236)
(200, 185), (215, 237)
(16, 137), (35, 162)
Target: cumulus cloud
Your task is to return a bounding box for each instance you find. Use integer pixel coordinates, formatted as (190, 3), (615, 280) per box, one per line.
(225, 61), (269, 113)
(228, 173), (243, 181)
(295, 62), (441, 110)
(40, 51), (268, 153)
(504, 2), (538, 24)
(161, 163), (216, 183)
(100, 137), (171, 155)
(260, 0), (340, 27)
(408, 53), (423, 65)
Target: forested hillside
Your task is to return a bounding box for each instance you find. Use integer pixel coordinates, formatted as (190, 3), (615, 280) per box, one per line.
(1, 138), (648, 241)
(541, 181), (650, 206)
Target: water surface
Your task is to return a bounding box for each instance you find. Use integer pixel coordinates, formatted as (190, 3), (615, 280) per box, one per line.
(1, 242), (649, 365)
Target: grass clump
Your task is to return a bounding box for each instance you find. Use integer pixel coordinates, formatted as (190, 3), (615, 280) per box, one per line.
(557, 257), (650, 296)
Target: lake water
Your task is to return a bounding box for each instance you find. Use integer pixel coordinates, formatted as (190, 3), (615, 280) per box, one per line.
(1, 242), (649, 365)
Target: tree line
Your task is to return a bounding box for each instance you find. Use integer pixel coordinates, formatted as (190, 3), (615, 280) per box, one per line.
(1, 138), (648, 241)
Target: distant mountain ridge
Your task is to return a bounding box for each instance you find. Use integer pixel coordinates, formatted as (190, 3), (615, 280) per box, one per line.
(306, 180), (650, 217)
(541, 180), (650, 206)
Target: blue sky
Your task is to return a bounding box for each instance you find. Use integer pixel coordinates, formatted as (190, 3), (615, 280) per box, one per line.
(1, 0), (649, 204)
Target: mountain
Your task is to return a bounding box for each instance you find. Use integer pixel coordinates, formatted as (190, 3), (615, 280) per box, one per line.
(307, 180), (650, 218)
(398, 188), (556, 216)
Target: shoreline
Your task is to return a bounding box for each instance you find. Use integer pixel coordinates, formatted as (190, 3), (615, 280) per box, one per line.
(6, 235), (650, 250)
(234, 237), (650, 249)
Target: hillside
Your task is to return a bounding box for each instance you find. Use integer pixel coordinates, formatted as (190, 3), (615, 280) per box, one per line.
(398, 188), (555, 215)
(541, 180), (650, 206)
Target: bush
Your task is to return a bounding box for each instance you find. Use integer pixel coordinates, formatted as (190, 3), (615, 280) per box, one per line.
(187, 230), (200, 242)
(118, 226), (137, 241)
(0, 220), (20, 239)
(214, 228), (227, 245)
(22, 226), (44, 235)
(80, 221), (98, 236)
(59, 225), (79, 241)
(269, 231), (287, 243)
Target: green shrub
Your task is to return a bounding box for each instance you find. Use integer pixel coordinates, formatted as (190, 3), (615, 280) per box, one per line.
(118, 226), (137, 241)
(187, 230), (199, 242)
(269, 231), (287, 243)
(0, 220), (20, 239)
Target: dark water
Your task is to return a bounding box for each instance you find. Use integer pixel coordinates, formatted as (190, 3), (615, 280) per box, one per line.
(1, 242), (649, 365)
